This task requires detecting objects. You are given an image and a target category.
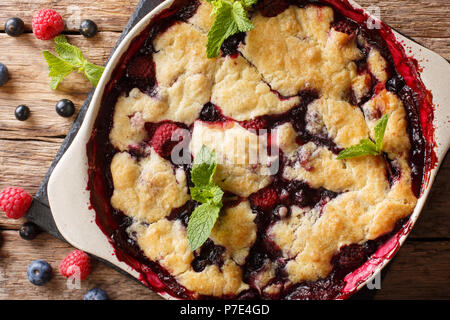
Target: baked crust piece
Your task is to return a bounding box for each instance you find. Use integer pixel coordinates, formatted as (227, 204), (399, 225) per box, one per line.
(93, 0), (425, 299)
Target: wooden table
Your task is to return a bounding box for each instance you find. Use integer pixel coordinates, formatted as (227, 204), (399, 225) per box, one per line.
(0, 0), (448, 300)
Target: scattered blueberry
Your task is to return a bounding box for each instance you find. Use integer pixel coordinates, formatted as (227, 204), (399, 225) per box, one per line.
(14, 105), (30, 121)
(27, 260), (52, 286)
(79, 20), (98, 38)
(5, 17), (25, 37)
(19, 222), (40, 240)
(55, 99), (75, 117)
(0, 63), (9, 87)
(84, 288), (109, 300)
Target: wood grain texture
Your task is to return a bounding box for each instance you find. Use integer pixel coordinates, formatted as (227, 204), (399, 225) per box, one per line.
(0, 33), (119, 138)
(372, 241), (450, 299)
(0, 231), (448, 300)
(357, 0), (450, 39)
(0, 0), (448, 300)
(0, 231), (162, 300)
(0, 0), (139, 32)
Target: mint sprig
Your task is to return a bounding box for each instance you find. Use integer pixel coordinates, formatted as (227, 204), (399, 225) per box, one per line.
(187, 145), (224, 251)
(206, 0), (257, 58)
(337, 114), (389, 160)
(43, 35), (105, 90)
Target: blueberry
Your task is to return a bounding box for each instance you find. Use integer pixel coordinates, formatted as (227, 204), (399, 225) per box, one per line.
(199, 102), (224, 122)
(55, 99), (75, 117)
(386, 75), (405, 94)
(84, 288), (109, 300)
(27, 260), (52, 286)
(0, 63), (9, 87)
(5, 17), (24, 37)
(79, 20), (98, 38)
(14, 105), (30, 121)
(19, 222), (40, 240)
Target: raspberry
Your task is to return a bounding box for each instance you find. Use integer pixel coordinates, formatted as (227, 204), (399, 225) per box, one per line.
(249, 186), (278, 210)
(151, 122), (184, 158)
(0, 187), (32, 219)
(59, 250), (90, 280)
(240, 117), (268, 131)
(127, 55), (155, 79)
(32, 9), (64, 40)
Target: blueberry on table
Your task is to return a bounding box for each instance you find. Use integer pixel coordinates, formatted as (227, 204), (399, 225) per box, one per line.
(27, 260), (52, 286)
(79, 19), (98, 38)
(14, 105), (30, 121)
(19, 222), (40, 240)
(0, 63), (9, 87)
(84, 288), (109, 300)
(55, 99), (75, 117)
(5, 17), (25, 37)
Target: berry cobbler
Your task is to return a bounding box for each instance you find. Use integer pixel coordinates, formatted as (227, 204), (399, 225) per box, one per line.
(87, 0), (435, 299)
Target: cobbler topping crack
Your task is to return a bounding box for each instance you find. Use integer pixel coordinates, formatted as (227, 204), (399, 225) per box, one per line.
(87, 0), (433, 300)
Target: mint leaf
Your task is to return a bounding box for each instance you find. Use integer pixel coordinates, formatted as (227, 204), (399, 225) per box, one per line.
(54, 36), (85, 67)
(206, 0), (222, 13)
(337, 115), (390, 160)
(206, 2), (238, 58)
(43, 36), (105, 90)
(206, 0), (255, 58)
(337, 139), (378, 160)
(374, 114), (389, 151)
(242, 0), (258, 8)
(232, 1), (255, 32)
(54, 35), (68, 44)
(191, 145), (217, 185)
(187, 204), (221, 251)
(187, 145), (225, 251)
(191, 184), (224, 206)
(84, 61), (105, 88)
(42, 51), (75, 90)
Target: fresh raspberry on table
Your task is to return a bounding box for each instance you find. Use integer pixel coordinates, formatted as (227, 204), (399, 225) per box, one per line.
(240, 117), (268, 131)
(59, 250), (91, 280)
(151, 122), (185, 158)
(249, 186), (279, 211)
(0, 187), (32, 219)
(32, 9), (65, 40)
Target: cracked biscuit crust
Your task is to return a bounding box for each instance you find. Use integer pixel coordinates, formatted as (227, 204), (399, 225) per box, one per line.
(106, 0), (419, 298)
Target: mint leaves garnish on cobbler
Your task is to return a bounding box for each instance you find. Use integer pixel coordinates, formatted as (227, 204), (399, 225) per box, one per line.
(337, 114), (389, 160)
(43, 35), (105, 90)
(187, 145), (224, 251)
(206, 0), (257, 58)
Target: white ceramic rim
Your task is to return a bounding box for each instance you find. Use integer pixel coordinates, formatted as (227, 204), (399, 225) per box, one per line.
(47, 0), (450, 300)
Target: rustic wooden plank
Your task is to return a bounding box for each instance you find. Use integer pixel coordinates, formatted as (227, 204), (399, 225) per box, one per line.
(0, 143), (448, 236)
(0, 231), (162, 300)
(0, 231), (448, 300)
(0, 139), (61, 230)
(409, 154), (450, 239)
(357, 0), (450, 39)
(0, 0), (447, 40)
(413, 37), (450, 60)
(0, 33), (119, 138)
(373, 241), (450, 299)
(0, 0), (447, 38)
(0, 0), (139, 32)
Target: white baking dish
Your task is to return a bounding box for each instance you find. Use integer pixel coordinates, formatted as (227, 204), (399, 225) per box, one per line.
(47, 0), (450, 299)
